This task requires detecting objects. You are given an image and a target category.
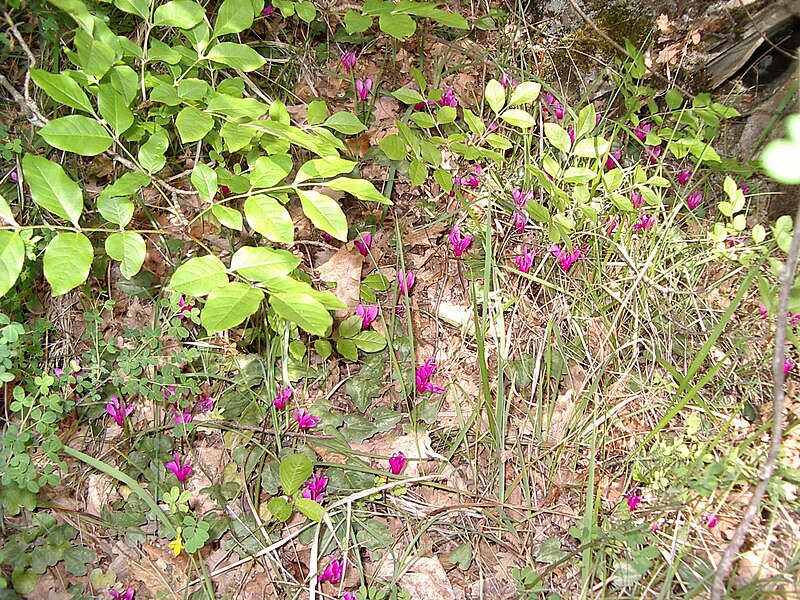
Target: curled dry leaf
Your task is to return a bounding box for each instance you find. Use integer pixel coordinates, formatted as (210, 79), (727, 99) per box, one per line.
(316, 244), (363, 316)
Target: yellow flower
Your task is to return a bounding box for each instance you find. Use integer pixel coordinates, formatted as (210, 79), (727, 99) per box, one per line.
(168, 528), (184, 557)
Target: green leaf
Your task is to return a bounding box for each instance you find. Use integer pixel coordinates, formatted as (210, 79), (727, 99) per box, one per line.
(544, 122), (572, 153)
(344, 9), (372, 33)
(353, 330), (386, 353)
(324, 112), (367, 135)
(279, 454), (313, 495)
(39, 116), (113, 156)
(295, 1), (316, 22)
(105, 232), (146, 279)
(0, 232), (25, 297)
(97, 84), (134, 134)
(250, 154), (293, 188)
(576, 103), (597, 140)
(409, 159), (427, 186)
(43, 233), (93, 296)
(297, 189), (347, 241)
(115, 0), (149, 18)
(138, 130), (169, 174)
(485, 79), (505, 114)
(562, 166), (597, 184)
(30, 70), (93, 114)
(153, 0), (205, 28)
(231, 246), (301, 281)
(270, 292), (332, 336)
(0, 193), (18, 227)
(22, 153), (83, 226)
(572, 137), (611, 159)
(508, 81), (541, 106)
(294, 497), (323, 521)
(244, 195), (294, 243)
(176, 106), (214, 143)
(324, 177), (390, 204)
(378, 12), (415, 38)
(340, 413), (378, 442)
(201, 282), (264, 334)
(462, 108), (485, 135)
(437, 106), (457, 125)
(191, 163), (218, 203)
(410, 112), (436, 128)
(211, 205), (243, 230)
(307, 100), (328, 125)
(392, 87), (425, 105)
(207, 93), (269, 121)
(337, 338), (358, 361)
(214, 0), (255, 35)
(500, 109), (536, 129)
(449, 542), (473, 570)
(294, 157), (356, 185)
(267, 497), (293, 522)
(665, 87), (683, 110)
(206, 43), (266, 72)
(167, 254), (229, 296)
(98, 196), (135, 227)
(73, 33), (115, 79)
(380, 134), (408, 160)
(98, 171), (150, 200)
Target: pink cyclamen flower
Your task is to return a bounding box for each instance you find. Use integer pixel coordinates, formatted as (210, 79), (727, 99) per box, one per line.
(109, 588), (135, 600)
(344, 594), (357, 600)
(319, 557), (344, 584)
(354, 232), (372, 256)
(296, 408), (321, 430)
(785, 358), (795, 376)
(274, 387), (293, 409)
(106, 395), (134, 427)
(398, 269), (415, 295)
(173, 408), (193, 424)
(605, 216), (619, 236)
(630, 191), (643, 209)
(356, 303), (378, 328)
(544, 92), (564, 119)
(789, 312), (800, 325)
(632, 122), (651, 141)
(177, 296), (193, 319)
(500, 72), (517, 89)
(302, 473), (329, 502)
(645, 145), (662, 164)
(166, 453), (192, 483)
(321, 231), (334, 243)
(550, 244), (582, 272)
(341, 50), (356, 74)
(449, 224), (472, 257)
(703, 513), (718, 528)
(758, 304), (768, 319)
(10, 170), (19, 183)
(197, 395), (214, 413)
(515, 245), (535, 273)
(605, 150), (622, 170)
(262, 3), (274, 16)
(739, 180), (750, 195)
(356, 78), (372, 101)
(687, 189), (702, 211)
(624, 491), (642, 511)
(568, 127), (575, 143)
(514, 210), (528, 233)
(633, 213), (656, 231)
(416, 358), (445, 394)
(677, 168), (692, 185)
(512, 188), (533, 208)
(388, 451), (406, 475)
(438, 88), (458, 108)
(650, 523), (660, 532)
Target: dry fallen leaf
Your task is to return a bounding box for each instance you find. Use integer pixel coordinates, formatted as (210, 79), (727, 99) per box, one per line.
(376, 556), (457, 600)
(316, 244), (364, 316)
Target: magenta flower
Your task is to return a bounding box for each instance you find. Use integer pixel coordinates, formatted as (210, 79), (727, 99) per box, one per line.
(514, 210), (528, 233)
(274, 387), (293, 409)
(759, 304), (768, 319)
(398, 269), (415, 295)
(343, 593), (357, 600)
(356, 303), (378, 328)
(319, 557), (344, 584)
(632, 213), (656, 231)
(645, 145), (662, 164)
(321, 231), (334, 243)
(296, 408), (321, 430)
(702, 512), (718, 528)
(106, 395), (134, 427)
(449, 224), (472, 257)
(623, 491), (642, 511)
(416, 358), (445, 394)
(632, 122), (651, 141)
(356, 77), (372, 101)
(630, 191), (643, 209)
(550, 244), (582, 272)
(302, 473), (328, 502)
(544, 92), (564, 119)
(173, 408), (193, 424)
(10, 170), (19, 183)
(500, 72), (517, 89)
(261, 3), (274, 16)
(341, 50), (356, 74)
(438, 88), (458, 108)
(677, 168), (692, 185)
(388, 451), (406, 475)
(568, 127), (575, 143)
(605, 149), (622, 170)
(686, 189), (702, 211)
(605, 216), (619, 236)
(739, 180), (750, 195)
(785, 358), (795, 376)
(515, 245), (535, 273)
(166, 452), (192, 483)
(109, 588), (135, 600)
(512, 188), (533, 208)
(197, 395), (214, 413)
(177, 296), (193, 319)
(354, 231), (372, 256)
(790, 312), (800, 325)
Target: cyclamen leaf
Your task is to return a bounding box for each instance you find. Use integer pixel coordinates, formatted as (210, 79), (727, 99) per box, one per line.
(200, 281), (264, 334)
(167, 255), (228, 296)
(22, 154), (84, 226)
(244, 195), (294, 243)
(0, 232), (25, 298)
(296, 189), (347, 241)
(43, 233), (93, 296)
(30, 70), (93, 114)
(39, 116), (113, 156)
(105, 231), (146, 279)
(279, 454), (313, 495)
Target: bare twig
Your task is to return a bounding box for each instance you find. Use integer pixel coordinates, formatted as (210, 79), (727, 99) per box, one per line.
(710, 183), (800, 598)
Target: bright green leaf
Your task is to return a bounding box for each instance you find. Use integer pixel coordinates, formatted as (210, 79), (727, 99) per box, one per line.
(22, 153), (83, 226)
(270, 292), (332, 336)
(0, 232), (25, 297)
(279, 454), (313, 495)
(97, 84), (134, 134)
(392, 87), (425, 105)
(211, 205), (243, 230)
(250, 154), (293, 188)
(267, 497), (292, 522)
(191, 163), (218, 202)
(500, 108), (536, 129)
(201, 282), (264, 334)
(0, 193), (18, 227)
(485, 79), (505, 114)
(138, 130), (169, 174)
(115, 0), (149, 18)
(244, 195), (294, 243)
(43, 233), (93, 296)
(324, 177), (390, 204)
(167, 254), (228, 296)
(206, 43), (266, 72)
(30, 70), (93, 114)
(324, 112), (367, 135)
(508, 81), (541, 106)
(105, 231), (146, 279)
(153, 0), (205, 28)
(295, 497), (324, 521)
(214, 0), (255, 35)
(297, 188), (347, 241)
(378, 12), (415, 38)
(295, 1), (316, 22)
(294, 157), (356, 185)
(39, 116), (113, 156)
(97, 195), (135, 227)
(544, 122), (572, 153)
(231, 246), (300, 281)
(380, 134), (407, 160)
(344, 9), (373, 33)
(176, 105), (214, 143)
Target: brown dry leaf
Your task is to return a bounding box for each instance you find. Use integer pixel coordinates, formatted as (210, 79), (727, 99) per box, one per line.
(543, 389), (576, 446)
(316, 244), (363, 315)
(690, 30), (701, 45)
(372, 96), (400, 123)
(400, 218), (448, 248)
(376, 556), (457, 600)
(656, 13), (673, 34)
(657, 43), (683, 65)
(85, 473), (118, 516)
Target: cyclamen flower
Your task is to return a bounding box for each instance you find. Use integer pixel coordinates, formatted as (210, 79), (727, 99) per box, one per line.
(166, 453), (192, 483)
(630, 191), (643, 209)
(739, 180), (750, 195)
(545, 92), (564, 119)
(645, 145), (662, 164)
(605, 149), (622, 170)
(514, 210), (528, 233)
(686, 189), (702, 211)
(632, 122), (651, 141)
(302, 473), (329, 502)
(106, 395), (134, 427)
(515, 245), (535, 273)
(512, 188), (533, 208)
(197, 395), (214, 413)
(356, 303), (378, 328)
(296, 408), (321, 430)
(703, 513), (718, 528)
(500, 72), (518, 89)
(759, 304), (768, 319)
(456, 173), (480, 189)
(398, 269), (415, 295)
(109, 588), (135, 600)
(677, 168), (692, 185)
(633, 213), (656, 231)
(177, 296), (193, 319)
(319, 557), (344, 584)
(416, 358), (445, 394)
(341, 50), (356, 74)
(568, 127), (575, 143)
(343, 593), (357, 600)
(274, 387), (293, 409)
(173, 408), (193, 424)
(261, 3), (274, 16)
(785, 358), (795, 376)
(605, 216), (619, 236)
(624, 491), (642, 511)
(550, 244), (582, 272)
(388, 451), (406, 475)
(354, 232), (372, 256)
(356, 78), (372, 101)
(449, 224), (472, 257)
(438, 88), (458, 108)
